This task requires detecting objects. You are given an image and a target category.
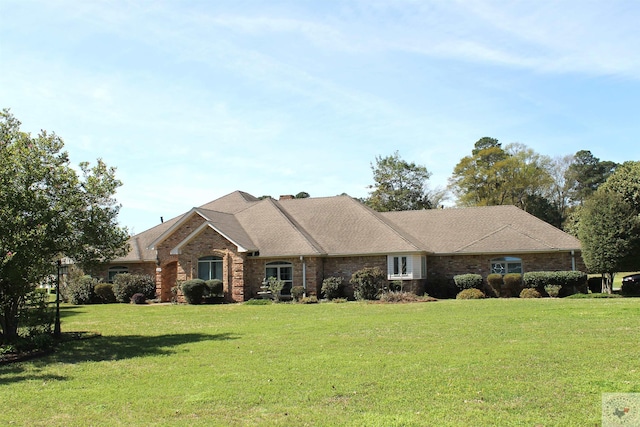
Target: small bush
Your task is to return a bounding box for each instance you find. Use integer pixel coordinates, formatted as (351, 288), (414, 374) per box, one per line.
(503, 273), (523, 297)
(486, 274), (503, 297)
(544, 285), (561, 297)
(380, 291), (437, 303)
(520, 288), (541, 298)
(350, 267), (385, 301)
(67, 274), (96, 305)
(181, 279), (207, 304)
(621, 280), (640, 296)
(587, 276), (602, 293)
(425, 276), (457, 299)
(131, 293), (147, 304)
(453, 274), (483, 290)
(113, 274), (156, 303)
(94, 283), (116, 304)
(205, 279), (224, 296)
(20, 289), (55, 337)
(266, 277), (285, 302)
(291, 286), (305, 301)
(321, 276), (344, 300)
(298, 295), (318, 304)
(456, 288), (485, 299)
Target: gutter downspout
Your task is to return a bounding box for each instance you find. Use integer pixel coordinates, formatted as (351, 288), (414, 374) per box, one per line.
(301, 256), (307, 297)
(571, 250), (576, 271)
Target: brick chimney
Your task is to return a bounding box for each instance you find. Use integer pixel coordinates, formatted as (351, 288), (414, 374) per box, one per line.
(279, 195), (294, 200)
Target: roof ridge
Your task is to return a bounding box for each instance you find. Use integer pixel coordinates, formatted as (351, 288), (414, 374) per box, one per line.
(454, 223), (554, 253)
(267, 198), (326, 255)
(351, 199), (425, 252)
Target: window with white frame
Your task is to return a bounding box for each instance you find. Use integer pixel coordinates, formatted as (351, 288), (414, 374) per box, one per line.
(108, 266), (128, 283)
(490, 257), (523, 275)
(198, 256), (223, 281)
(265, 261), (293, 295)
(387, 255), (426, 280)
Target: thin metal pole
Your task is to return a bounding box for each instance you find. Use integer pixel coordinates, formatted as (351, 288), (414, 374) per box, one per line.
(54, 259), (61, 337)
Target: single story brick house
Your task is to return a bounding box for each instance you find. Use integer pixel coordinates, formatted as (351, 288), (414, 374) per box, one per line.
(100, 191), (584, 301)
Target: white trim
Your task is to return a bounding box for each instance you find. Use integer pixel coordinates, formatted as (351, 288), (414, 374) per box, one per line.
(387, 254), (426, 280)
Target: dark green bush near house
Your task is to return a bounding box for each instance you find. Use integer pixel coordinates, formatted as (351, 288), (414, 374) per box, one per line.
(291, 286), (305, 301)
(181, 279), (207, 304)
(523, 271), (587, 297)
(486, 274), (503, 297)
(67, 274), (97, 305)
(520, 288), (541, 298)
(350, 267), (385, 300)
(425, 276), (457, 299)
(621, 280), (640, 296)
(112, 274), (156, 303)
(456, 288), (485, 299)
(321, 276), (343, 300)
(453, 274), (483, 290)
(94, 283), (116, 303)
(131, 293), (146, 304)
(205, 279), (223, 296)
(587, 276), (602, 293)
(502, 273), (523, 297)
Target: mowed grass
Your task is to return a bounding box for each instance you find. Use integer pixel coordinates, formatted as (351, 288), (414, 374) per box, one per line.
(1, 299), (639, 426)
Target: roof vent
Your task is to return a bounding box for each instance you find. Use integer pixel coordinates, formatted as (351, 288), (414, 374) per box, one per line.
(279, 195), (294, 200)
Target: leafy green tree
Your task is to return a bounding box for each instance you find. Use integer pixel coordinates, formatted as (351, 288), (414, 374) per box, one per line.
(0, 109), (129, 342)
(295, 192), (310, 199)
(577, 189), (640, 293)
(366, 151), (441, 211)
(449, 139), (555, 223)
(565, 150), (617, 205)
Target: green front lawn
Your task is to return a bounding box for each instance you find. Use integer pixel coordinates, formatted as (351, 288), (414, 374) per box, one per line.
(1, 299), (639, 426)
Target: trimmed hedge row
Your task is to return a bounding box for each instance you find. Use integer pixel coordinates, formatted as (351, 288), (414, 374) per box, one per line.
(453, 274), (483, 290)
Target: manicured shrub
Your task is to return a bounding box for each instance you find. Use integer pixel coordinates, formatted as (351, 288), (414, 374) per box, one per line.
(205, 279), (223, 296)
(131, 293), (147, 304)
(587, 276), (602, 293)
(523, 271), (587, 297)
(94, 283), (116, 304)
(453, 274), (483, 290)
(113, 274), (156, 303)
(425, 276), (457, 299)
(66, 274), (96, 305)
(503, 273), (523, 297)
(181, 279), (207, 304)
(350, 267), (385, 300)
(290, 286), (305, 301)
(486, 274), (503, 297)
(621, 280), (640, 297)
(456, 288), (485, 299)
(520, 288), (541, 298)
(544, 285), (561, 298)
(321, 276), (343, 300)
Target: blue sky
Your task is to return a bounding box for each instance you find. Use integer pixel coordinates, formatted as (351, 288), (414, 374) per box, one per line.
(2, 0), (639, 234)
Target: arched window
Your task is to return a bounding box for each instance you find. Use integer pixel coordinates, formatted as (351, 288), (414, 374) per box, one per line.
(198, 256), (223, 281)
(265, 261), (293, 295)
(491, 257), (522, 275)
(108, 266), (128, 283)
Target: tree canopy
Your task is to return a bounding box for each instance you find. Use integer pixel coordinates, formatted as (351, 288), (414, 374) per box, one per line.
(365, 151), (441, 212)
(0, 109), (129, 342)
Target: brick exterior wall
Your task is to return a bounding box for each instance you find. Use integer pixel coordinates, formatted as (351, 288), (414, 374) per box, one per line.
(427, 251), (585, 281)
(95, 262), (156, 282)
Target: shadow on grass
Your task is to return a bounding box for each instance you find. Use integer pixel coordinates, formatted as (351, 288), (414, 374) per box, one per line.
(0, 332), (239, 385)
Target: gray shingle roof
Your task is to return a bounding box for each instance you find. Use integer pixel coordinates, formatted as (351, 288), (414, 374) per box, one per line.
(113, 191), (581, 262)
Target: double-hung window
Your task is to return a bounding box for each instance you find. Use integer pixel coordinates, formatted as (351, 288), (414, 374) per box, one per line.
(265, 261), (293, 295)
(198, 256), (223, 281)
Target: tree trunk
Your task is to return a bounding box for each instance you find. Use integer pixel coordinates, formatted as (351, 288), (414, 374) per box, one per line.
(0, 298), (20, 344)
